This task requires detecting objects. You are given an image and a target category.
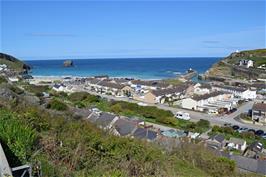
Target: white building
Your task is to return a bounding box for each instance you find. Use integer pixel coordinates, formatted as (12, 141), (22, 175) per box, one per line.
(227, 137), (247, 151)
(180, 91), (234, 113)
(239, 59), (254, 68)
(212, 85), (257, 100)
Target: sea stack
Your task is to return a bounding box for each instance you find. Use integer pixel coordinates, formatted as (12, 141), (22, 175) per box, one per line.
(63, 60), (74, 67)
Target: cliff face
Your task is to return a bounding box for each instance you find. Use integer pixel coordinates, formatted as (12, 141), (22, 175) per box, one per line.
(0, 53), (31, 73)
(205, 49), (266, 80)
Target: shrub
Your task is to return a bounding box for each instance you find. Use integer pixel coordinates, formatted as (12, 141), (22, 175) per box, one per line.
(0, 110), (37, 163)
(47, 99), (68, 111)
(156, 116), (177, 126)
(0, 76), (7, 84)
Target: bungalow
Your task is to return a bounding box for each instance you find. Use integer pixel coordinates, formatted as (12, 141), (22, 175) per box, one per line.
(133, 84), (189, 104)
(161, 129), (187, 138)
(132, 127), (158, 141)
(52, 84), (67, 92)
(112, 117), (139, 136)
(181, 91), (233, 112)
(227, 137), (247, 151)
(130, 80), (171, 90)
(96, 80), (124, 96)
(88, 112), (119, 130)
(212, 85), (257, 100)
(252, 102), (266, 124)
(205, 134), (226, 149)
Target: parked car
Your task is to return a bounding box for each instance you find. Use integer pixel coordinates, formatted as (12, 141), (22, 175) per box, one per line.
(255, 130), (265, 136)
(224, 123), (232, 127)
(248, 129), (256, 134)
(238, 127), (248, 133)
(262, 133), (266, 139)
(175, 112), (190, 120)
(231, 108), (237, 112)
(232, 125), (240, 130)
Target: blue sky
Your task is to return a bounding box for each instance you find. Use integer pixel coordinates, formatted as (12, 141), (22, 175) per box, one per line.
(1, 1), (265, 60)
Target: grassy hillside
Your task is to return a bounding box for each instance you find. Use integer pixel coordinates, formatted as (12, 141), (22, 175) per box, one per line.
(206, 49), (266, 78)
(0, 53), (30, 73)
(0, 83), (260, 176)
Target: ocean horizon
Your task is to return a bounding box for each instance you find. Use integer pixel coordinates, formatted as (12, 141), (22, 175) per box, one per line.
(24, 57), (221, 80)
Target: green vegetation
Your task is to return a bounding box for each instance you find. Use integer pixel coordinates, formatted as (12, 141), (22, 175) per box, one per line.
(0, 106), (210, 176)
(0, 53), (30, 72)
(46, 98), (68, 111)
(24, 84), (49, 96)
(206, 49), (266, 79)
(209, 125), (266, 147)
(0, 81), (260, 176)
(0, 109), (37, 164)
(0, 76), (7, 84)
(164, 78), (183, 86)
(65, 92), (210, 132)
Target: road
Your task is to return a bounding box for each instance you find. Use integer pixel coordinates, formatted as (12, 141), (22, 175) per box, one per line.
(81, 89), (266, 131)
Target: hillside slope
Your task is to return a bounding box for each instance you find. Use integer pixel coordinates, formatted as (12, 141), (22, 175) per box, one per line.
(0, 53), (30, 73)
(205, 49), (266, 80)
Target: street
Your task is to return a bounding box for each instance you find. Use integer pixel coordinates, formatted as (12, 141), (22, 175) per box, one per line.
(82, 89), (266, 131)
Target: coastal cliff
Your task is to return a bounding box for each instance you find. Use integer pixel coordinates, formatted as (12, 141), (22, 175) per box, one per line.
(204, 49), (266, 80)
(0, 53), (31, 73)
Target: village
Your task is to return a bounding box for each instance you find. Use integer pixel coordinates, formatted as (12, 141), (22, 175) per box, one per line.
(24, 71), (265, 174)
(1, 57), (266, 175)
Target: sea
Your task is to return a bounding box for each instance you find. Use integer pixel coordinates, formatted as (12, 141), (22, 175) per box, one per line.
(24, 57), (221, 80)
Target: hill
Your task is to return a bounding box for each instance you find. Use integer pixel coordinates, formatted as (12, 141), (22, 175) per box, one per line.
(0, 53), (30, 73)
(204, 49), (266, 80)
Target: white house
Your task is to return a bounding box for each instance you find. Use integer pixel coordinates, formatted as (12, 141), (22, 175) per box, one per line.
(181, 91), (234, 113)
(227, 137), (247, 151)
(212, 85), (257, 100)
(52, 84), (67, 92)
(193, 83), (211, 95)
(239, 59), (254, 68)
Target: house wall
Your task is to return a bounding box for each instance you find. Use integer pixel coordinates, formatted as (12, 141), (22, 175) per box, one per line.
(143, 92), (157, 104)
(181, 98), (198, 110)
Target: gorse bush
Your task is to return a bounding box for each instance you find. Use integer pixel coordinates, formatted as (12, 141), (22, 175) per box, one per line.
(0, 76), (7, 84)
(47, 98), (68, 111)
(0, 110), (37, 163)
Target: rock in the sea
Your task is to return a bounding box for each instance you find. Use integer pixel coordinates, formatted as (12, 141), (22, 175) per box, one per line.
(63, 60), (74, 67)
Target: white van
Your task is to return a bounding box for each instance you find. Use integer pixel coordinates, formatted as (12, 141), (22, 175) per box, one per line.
(175, 111), (190, 120)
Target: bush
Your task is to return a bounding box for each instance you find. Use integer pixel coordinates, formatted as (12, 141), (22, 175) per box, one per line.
(0, 76), (7, 84)
(156, 116), (177, 126)
(111, 104), (123, 114)
(0, 110), (37, 163)
(47, 99), (68, 111)
(9, 85), (24, 94)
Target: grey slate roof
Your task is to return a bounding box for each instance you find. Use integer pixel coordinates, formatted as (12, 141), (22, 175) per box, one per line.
(151, 84), (189, 97)
(230, 155), (266, 175)
(213, 85), (247, 92)
(113, 118), (137, 136)
(131, 80), (170, 88)
(193, 91), (225, 101)
(210, 134), (225, 143)
(95, 112), (117, 127)
(228, 137), (246, 146)
(98, 81), (124, 89)
(133, 128), (157, 140)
